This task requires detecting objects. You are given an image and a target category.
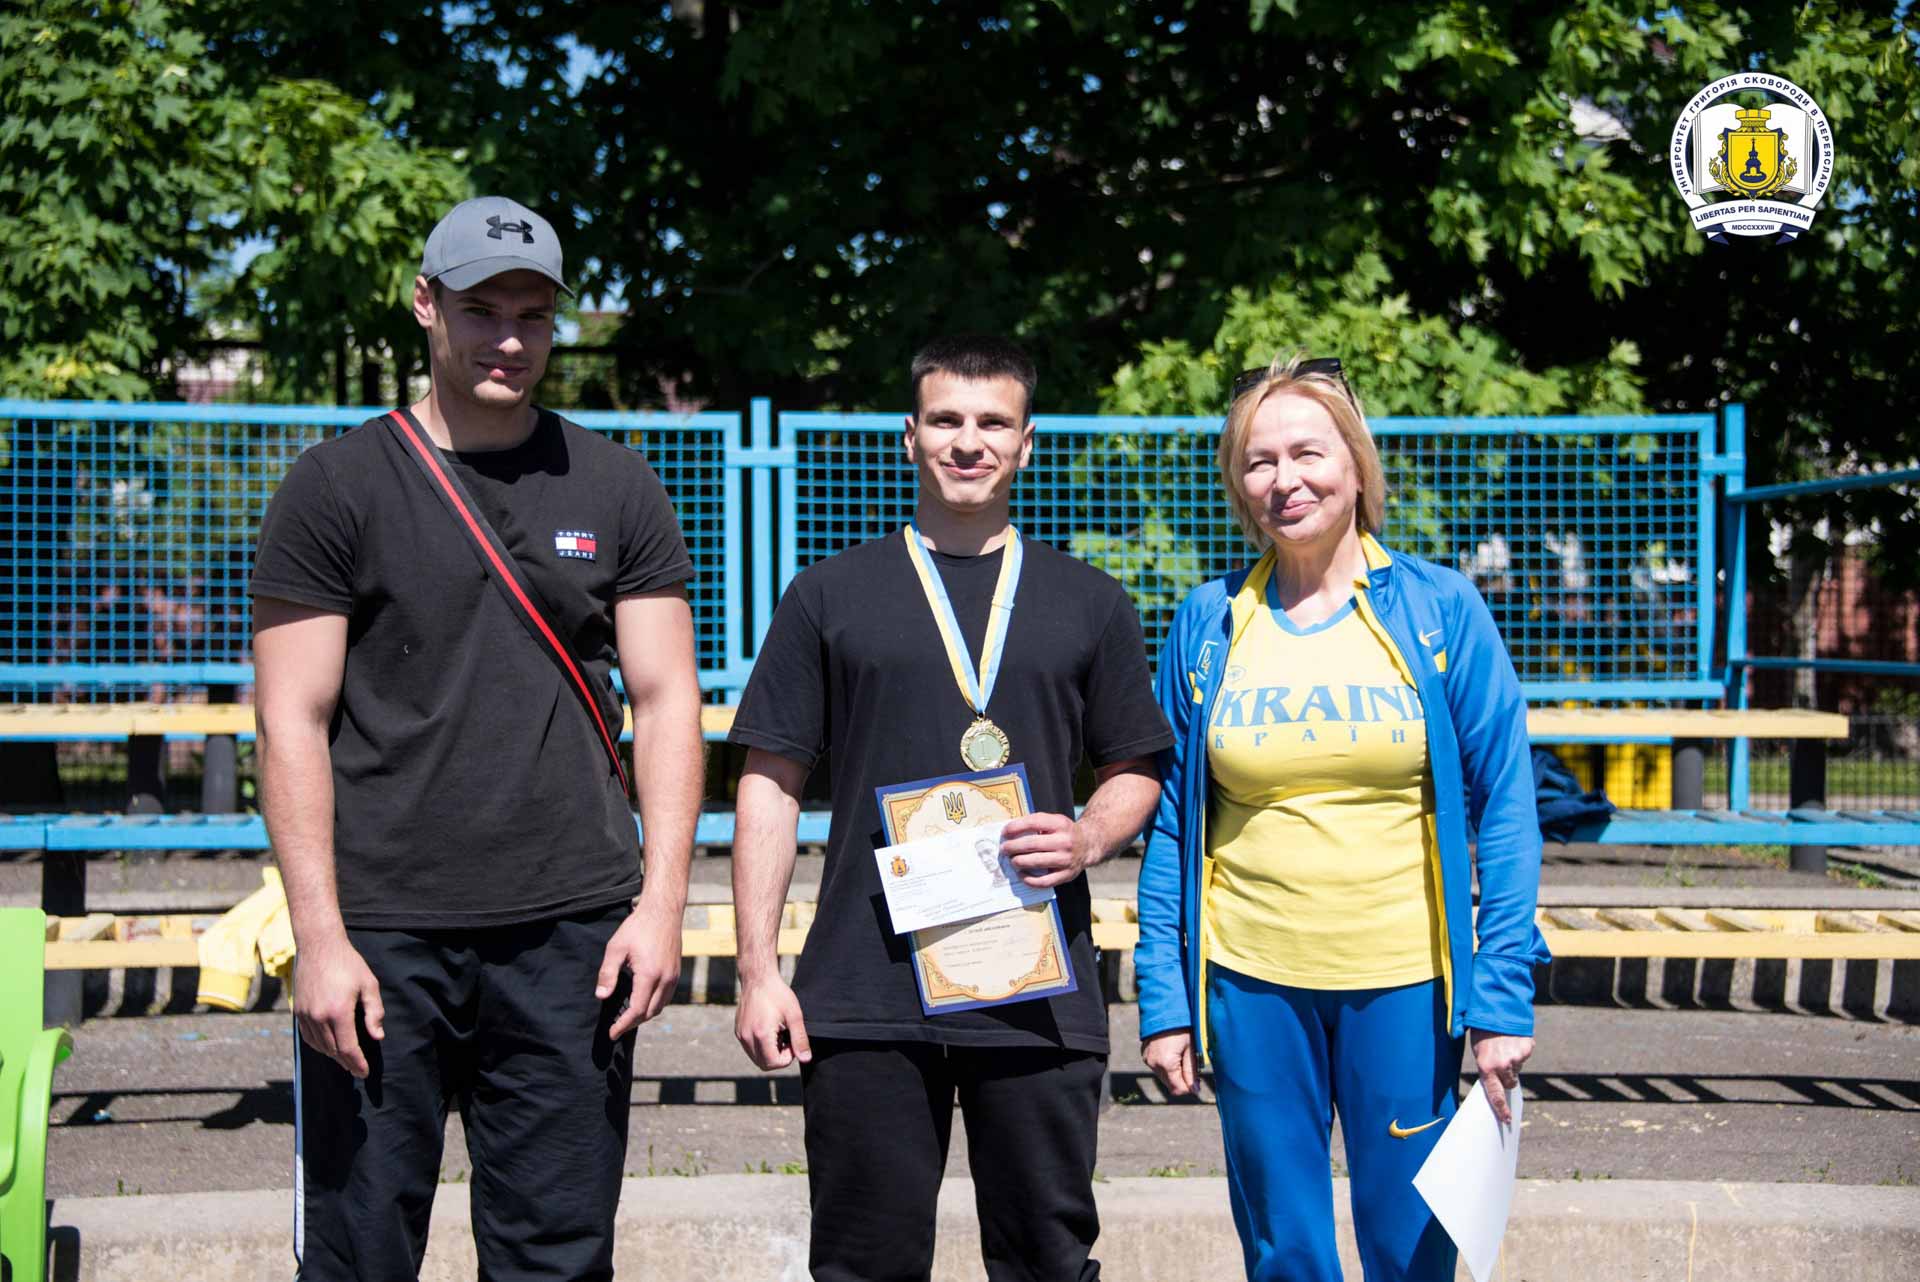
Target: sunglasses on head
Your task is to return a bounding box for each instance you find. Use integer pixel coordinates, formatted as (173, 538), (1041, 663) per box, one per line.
(1230, 357), (1348, 406)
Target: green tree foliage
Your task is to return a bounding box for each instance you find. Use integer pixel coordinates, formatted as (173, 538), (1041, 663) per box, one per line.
(5, 0), (1915, 518)
(0, 0), (246, 399)
(1098, 251), (1649, 607)
(195, 1), (1908, 501)
(0, 0), (469, 401)
(213, 83), (471, 398)
(1091, 2), (1918, 581)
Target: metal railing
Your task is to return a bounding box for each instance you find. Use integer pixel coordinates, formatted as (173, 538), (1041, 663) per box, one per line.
(2, 400), (1732, 705)
(1723, 440), (1920, 830)
(0, 401), (742, 694)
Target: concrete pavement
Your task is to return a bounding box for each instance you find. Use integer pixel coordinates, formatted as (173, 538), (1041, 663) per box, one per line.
(46, 1004), (1920, 1196)
(50, 1176), (1920, 1281)
(18, 837), (1920, 1278)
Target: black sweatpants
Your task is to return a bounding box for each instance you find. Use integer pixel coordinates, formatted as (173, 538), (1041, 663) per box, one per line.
(801, 1038), (1106, 1282)
(293, 904), (634, 1282)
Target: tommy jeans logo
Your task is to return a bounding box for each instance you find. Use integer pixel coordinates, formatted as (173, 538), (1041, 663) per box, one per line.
(487, 215), (535, 243)
(554, 529), (598, 560)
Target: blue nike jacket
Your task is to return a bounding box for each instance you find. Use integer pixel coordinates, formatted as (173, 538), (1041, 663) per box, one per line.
(1135, 535), (1550, 1060)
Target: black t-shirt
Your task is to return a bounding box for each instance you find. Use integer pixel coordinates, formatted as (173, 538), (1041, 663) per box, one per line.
(729, 531), (1173, 1053)
(250, 409), (692, 929)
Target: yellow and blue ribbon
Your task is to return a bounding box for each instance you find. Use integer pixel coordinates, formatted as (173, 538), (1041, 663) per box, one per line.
(901, 524), (1024, 720)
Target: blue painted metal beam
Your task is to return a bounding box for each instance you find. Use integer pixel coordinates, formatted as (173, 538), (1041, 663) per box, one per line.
(30, 811), (836, 851)
(784, 410), (1719, 438)
(1729, 467), (1920, 503)
(1722, 404), (1752, 810)
(0, 664), (256, 685)
(0, 815), (54, 850)
(1561, 809), (1920, 846)
(1519, 680), (1727, 702)
(1733, 657), (1920, 677)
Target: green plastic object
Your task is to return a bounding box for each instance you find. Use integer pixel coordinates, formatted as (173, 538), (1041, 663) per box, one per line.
(0, 908), (74, 1282)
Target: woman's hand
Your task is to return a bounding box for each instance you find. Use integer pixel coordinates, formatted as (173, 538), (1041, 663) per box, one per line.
(1469, 1028), (1534, 1125)
(1142, 1028), (1197, 1098)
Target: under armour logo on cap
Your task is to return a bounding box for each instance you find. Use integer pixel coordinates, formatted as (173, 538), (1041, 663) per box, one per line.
(486, 215), (534, 244)
(419, 195), (572, 295)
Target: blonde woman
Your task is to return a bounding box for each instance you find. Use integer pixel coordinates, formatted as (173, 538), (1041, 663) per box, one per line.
(1134, 357), (1548, 1281)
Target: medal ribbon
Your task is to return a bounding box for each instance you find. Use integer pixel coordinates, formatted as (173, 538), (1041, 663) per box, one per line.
(901, 524), (1024, 720)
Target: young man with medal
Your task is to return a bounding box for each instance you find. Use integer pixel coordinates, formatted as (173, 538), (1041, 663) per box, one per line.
(728, 334), (1172, 1281)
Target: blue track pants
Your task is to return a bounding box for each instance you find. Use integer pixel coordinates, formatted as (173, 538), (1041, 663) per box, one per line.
(1206, 965), (1462, 1282)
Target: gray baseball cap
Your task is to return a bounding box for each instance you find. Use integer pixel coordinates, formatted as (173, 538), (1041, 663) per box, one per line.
(419, 196), (572, 294)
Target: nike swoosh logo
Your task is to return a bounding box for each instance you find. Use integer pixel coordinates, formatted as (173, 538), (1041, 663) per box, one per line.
(1418, 628), (1442, 647)
(1388, 1117), (1443, 1139)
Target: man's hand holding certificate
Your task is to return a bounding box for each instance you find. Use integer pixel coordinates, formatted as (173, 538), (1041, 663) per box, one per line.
(872, 820), (1055, 934)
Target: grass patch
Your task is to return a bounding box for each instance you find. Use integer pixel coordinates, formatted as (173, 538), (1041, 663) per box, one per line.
(1704, 758), (1919, 801)
(633, 1143), (710, 1178)
(1830, 860), (1890, 890)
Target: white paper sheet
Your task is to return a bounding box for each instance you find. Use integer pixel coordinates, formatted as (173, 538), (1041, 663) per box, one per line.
(1412, 1080), (1522, 1282)
(871, 820), (1054, 933)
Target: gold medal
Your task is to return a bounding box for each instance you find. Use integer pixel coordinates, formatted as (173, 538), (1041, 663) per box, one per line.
(959, 717), (1011, 771)
(901, 524), (1027, 772)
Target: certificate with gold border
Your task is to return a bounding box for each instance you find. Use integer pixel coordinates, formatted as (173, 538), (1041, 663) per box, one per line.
(875, 764), (1077, 1015)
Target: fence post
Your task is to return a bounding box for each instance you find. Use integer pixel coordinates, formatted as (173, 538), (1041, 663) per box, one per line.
(201, 684), (239, 814)
(1722, 404), (1753, 810)
(44, 853), (85, 1026)
(749, 398), (776, 657)
(1671, 739), (1707, 809)
(126, 734), (166, 813)
(1788, 739), (1828, 874)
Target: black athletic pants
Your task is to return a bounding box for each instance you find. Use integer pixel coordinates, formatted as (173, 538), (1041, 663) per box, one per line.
(801, 1038), (1105, 1282)
(293, 904), (634, 1282)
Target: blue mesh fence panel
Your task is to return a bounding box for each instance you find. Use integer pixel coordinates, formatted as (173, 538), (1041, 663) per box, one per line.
(0, 408), (331, 697)
(1374, 417), (1710, 699)
(784, 412), (1715, 699)
(2, 402), (1714, 703)
(565, 411), (735, 689)
(1725, 464), (1920, 811)
(0, 405), (735, 699)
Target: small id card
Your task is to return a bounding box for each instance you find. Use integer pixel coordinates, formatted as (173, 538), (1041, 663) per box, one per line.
(874, 765), (1076, 1014)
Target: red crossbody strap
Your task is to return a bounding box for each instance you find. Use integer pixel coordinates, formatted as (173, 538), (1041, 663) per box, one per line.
(384, 409), (631, 793)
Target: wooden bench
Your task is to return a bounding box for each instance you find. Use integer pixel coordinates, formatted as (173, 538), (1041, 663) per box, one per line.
(1526, 708), (1860, 870)
(0, 703), (744, 739)
(0, 702), (746, 813)
(1525, 707), (1848, 804)
(12, 805), (829, 1025)
(2, 701), (1847, 813)
(42, 900), (1920, 972)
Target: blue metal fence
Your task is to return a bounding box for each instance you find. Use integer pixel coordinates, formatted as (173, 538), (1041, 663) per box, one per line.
(783, 409), (1722, 701)
(0, 401), (741, 696)
(1720, 418), (1920, 810)
(0, 400), (1732, 705)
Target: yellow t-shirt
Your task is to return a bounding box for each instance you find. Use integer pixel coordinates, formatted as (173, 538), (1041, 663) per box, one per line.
(1204, 591), (1443, 990)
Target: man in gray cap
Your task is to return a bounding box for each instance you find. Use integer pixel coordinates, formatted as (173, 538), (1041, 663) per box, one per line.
(251, 196), (704, 1280)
